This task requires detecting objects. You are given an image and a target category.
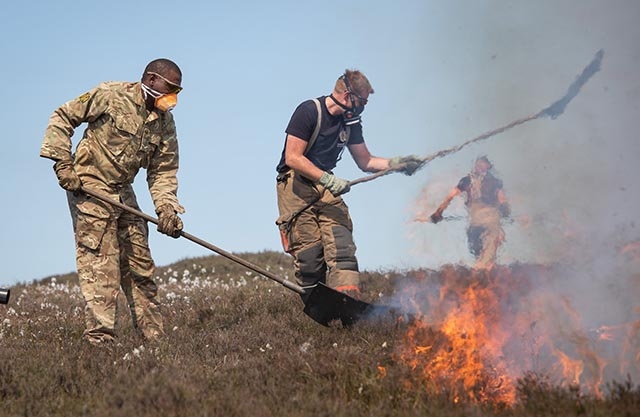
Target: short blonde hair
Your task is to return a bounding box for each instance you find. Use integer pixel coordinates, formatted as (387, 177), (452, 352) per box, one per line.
(334, 69), (374, 98)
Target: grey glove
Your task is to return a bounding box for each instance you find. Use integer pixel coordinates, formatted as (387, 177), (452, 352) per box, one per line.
(389, 155), (423, 176)
(318, 172), (350, 196)
(53, 160), (82, 192)
(156, 204), (183, 238)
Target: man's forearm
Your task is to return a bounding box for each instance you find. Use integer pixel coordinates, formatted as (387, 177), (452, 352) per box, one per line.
(286, 155), (324, 182)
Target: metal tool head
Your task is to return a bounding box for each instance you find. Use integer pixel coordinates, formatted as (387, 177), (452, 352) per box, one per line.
(302, 282), (385, 326)
(0, 288), (10, 305)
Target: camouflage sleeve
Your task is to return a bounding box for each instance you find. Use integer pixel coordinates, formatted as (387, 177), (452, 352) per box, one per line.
(147, 116), (185, 214)
(40, 85), (110, 161)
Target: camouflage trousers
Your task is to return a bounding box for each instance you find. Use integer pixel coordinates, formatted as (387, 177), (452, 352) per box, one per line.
(467, 204), (505, 270)
(276, 170), (360, 292)
(67, 185), (163, 344)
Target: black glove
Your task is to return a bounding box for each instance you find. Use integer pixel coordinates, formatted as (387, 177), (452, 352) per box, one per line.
(389, 155), (422, 176)
(430, 210), (443, 224)
(156, 204), (183, 238)
(499, 203), (511, 218)
(53, 160), (82, 192)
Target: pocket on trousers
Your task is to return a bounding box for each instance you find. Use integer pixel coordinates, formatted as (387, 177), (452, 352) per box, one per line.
(275, 215), (294, 253)
(76, 199), (111, 250)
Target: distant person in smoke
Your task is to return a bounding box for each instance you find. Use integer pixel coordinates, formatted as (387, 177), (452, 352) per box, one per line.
(40, 58), (185, 345)
(275, 69), (422, 299)
(428, 155), (510, 270)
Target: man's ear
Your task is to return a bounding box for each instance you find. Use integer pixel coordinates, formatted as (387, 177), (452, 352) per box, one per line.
(146, 73), (156, 88)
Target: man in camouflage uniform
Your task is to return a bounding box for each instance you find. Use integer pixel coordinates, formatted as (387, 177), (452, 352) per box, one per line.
(40, 58), (185, 345)
(275, 69), (422, 299)
(429, 156), (511, 270)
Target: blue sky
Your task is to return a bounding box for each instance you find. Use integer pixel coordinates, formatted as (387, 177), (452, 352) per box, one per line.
(1, 1), (638, 287)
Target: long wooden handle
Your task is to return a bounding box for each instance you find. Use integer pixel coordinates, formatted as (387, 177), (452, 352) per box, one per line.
(348, 112), (540, 187)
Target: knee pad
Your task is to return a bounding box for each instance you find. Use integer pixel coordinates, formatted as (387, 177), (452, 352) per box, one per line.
(332, 225), (358, 271)
(297, 243), (326, 285)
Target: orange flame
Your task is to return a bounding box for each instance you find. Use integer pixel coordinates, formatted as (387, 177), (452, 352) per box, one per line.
(392, 264), (634, 405)
(396, 267), (519, 404)
(553, 347), (583, 385)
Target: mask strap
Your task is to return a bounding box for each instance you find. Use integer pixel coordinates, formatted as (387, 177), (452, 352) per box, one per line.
(329, 94), (350, 111)
(330, 94), (361, 125)
(141, 83), (163, 99)
(340, 74), (358, 110)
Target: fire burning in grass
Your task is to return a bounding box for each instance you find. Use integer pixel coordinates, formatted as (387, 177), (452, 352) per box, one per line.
(386, 263), (639, 406)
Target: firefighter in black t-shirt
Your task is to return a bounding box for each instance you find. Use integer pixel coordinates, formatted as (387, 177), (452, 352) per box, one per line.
(429, 156), (510, 270)
(275, 69), (421, 298)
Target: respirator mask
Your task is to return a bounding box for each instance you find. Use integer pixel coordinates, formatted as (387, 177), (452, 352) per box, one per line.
(342, 104), (365, 126)
(141, 83), (179, 112)
(332, 74), (367, 126)
(142, 72), (182, 112)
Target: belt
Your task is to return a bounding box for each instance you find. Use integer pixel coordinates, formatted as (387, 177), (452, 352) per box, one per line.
(276, 171), (291, 183)
(276, 170), (315, 185)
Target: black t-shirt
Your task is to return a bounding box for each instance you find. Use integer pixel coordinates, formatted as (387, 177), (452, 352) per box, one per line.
(276, 96), (365, 173)
(456, 172), (503, 206)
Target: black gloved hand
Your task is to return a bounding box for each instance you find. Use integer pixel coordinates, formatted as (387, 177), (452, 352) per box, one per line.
(430, 210), (443, 224)
(156, 204), (183, 238)
(53, 160), (82, 192)
(388, 155), (423, 176)
(499, 203), (511, 218)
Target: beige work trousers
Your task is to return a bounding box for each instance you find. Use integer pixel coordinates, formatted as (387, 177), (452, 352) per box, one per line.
(467, 204), (505, 270)
(276, 171), (360, 291)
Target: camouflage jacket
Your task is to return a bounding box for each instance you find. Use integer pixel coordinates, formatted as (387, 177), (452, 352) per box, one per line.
(40, 81), (184, 214)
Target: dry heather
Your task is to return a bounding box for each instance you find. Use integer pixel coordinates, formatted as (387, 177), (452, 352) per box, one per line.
(0, 251), (638, 417)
